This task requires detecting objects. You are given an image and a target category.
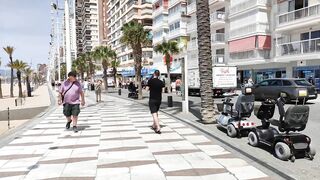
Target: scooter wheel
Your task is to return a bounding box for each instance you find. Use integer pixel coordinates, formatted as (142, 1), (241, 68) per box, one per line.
(248, 132), (259, 147)
(227, 124), (237, 138)
(275, 142), (291, 161)
(309, 144), (316, 158)
(290, 156), (295, 162)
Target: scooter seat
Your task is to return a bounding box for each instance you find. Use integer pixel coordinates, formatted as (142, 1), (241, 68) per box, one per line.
(270, 119), (280, 127)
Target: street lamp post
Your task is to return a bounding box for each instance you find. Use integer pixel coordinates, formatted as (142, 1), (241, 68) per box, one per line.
(179, 41), (189, 114)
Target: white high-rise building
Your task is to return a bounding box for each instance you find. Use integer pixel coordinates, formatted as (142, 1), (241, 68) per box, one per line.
(75, 0), (100, 55)
(107, 0), (153, 68)
(152, 0), (188, 76)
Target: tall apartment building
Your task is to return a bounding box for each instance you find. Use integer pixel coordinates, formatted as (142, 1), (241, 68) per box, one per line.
(107, 0), (153, 68)
(228, 0), (320, 86)
(99, 0), (109, 45)
(152, 0), (188, 75)
(186, 0), (229, 82)
(75, 0), (100, 56)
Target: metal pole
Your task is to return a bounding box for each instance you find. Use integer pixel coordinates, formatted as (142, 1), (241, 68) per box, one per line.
(182, 52), (189, 114)
(65, 0), (72, 73)
(7, 107), (10, 129)
(56, 5), (61, 82)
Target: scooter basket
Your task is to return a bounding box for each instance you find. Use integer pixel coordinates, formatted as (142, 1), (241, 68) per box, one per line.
(217, 103), (224, 112)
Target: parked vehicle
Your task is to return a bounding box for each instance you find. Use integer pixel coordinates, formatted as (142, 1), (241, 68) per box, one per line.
(216, 86), (256, 138)
(248, 92), (316, 162)
(188, 66), (237, 96)
(254, 78), (318, 103)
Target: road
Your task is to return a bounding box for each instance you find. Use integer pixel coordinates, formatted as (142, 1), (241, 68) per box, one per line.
(116, 89), (320, 180)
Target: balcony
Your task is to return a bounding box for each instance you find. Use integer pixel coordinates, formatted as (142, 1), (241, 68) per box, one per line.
(187, 3), (196, 15)
(153, 6), (165, 17)
(210, 11), (226, 25)
(187, 41), (198, 51)
(229, 23), (270, 40)
(187, 22), (197, 33)
(276, 38), (320, 61)
(277, 4), (320, 32)
(229, 49), (270, 65)
(211, 33), (225, 45)
(229, 0), (270, 17)
(209, 0), (225, 6)
(169, 0), (180, 8)
(213, 54), (225, 64)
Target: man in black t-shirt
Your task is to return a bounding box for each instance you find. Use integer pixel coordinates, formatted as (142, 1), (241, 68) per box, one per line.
(147, 70), (165, 134)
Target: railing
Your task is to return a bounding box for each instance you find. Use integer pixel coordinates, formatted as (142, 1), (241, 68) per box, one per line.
(230, 0), (270, 16)
(210, 11), (226, 23)
(211, 33), (225, 43)
(229, 23), (270, 39)
(277, 38), (320, 56)
(230, 49), (270, 60)
(153, 6), (164, 17)
(278, 4), (320, 25)
(213, 55), (225, 64)
(169, 0), (180, 7)
(187, 3), (196, 14)
(187, 41), (198, 51)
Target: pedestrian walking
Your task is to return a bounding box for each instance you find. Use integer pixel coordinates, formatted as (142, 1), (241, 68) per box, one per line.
(83, 79), (89, 95)
(58, 71), (85, 133)
(95, 79), (102, 102)
(147, 70), (165, 134)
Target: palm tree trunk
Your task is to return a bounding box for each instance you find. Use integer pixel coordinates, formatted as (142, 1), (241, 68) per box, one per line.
(196, 0), (215, 122)
(103, 68), (108, 91)
(134, 48), (143, 100)
(0, 78), (3, 98)
(17, 71), (23, 98)
(113, 69), (117, 88)
(166, 54), (171, 93)
(26, 76), (32, 97)
(10, 56), (14, 97)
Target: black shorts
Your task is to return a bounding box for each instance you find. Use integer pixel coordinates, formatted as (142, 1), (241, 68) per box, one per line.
(63, 104), (80, 117)
(149, 100), (161, 114)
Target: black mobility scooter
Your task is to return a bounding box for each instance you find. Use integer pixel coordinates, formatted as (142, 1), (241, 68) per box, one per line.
(248, 91), (316, 162)
(217, 87), (255, 138)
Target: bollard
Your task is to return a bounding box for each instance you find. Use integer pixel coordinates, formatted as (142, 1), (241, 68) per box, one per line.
(15, 99), (17, 106)
(167, 96), (173, 107)
(118, 89), (121, 95)
(7, 107), (10, 129)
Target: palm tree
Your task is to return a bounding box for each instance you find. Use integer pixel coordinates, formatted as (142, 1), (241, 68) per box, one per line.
(196, 0), (215, 122)
(60, 64), (67, 80)
(7, 60), (27, 98)
(154, 40), (180, 93)
(110, 50), (120, 87)
(0, 58), (3, 98)
(24, 67), (33, 97)
(72, 55), (87, 80)
(93, 46), (111, 90)
(121, 21), (151, 99)
(85, 52), (95, 79)
(3, 46), (15, 97)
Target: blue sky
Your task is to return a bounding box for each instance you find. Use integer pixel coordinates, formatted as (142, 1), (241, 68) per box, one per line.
(0, 0), (51, 69)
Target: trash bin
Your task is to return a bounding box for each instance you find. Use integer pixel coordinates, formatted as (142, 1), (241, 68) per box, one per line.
(167, 96), (173, 107)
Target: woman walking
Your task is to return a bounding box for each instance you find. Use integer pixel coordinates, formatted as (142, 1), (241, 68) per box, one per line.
(95, 80), (102, 102)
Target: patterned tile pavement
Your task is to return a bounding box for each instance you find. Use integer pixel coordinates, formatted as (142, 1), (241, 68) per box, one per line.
(0, 96), (270, 180)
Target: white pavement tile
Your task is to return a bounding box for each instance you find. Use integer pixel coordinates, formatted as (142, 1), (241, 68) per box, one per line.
(155, 155), (193, 172)
(201, 173), (237, 180)
(166, 176), (203, 180)
(181, 152), (224, 169)
(60, 160), (98, 177)
(214, 158), (248, 168)
(228, 165), (268, 180)
(24, 164), (66, 180)
(130, 164), (166, 180)
(96, 168), (130, 180)
(196, 145), (230, 156)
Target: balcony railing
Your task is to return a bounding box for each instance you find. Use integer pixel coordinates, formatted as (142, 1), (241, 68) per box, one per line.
(229, 23), (270, 39)
(187, 42), (198, 51)
(278, 4), (320, 25)
(187, 22), (197, 33)
(230, 0), (270, 16)
(277, 38), (320, 56)
(187, 3), (196, 14)
(211, 33), (225, 43)
(213, 55), (225, 64)
(210, 11), (226, 23)
(169, 0), (180, 7)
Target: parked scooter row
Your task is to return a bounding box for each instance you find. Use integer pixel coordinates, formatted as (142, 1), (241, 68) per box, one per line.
(216, 87), (316, 162)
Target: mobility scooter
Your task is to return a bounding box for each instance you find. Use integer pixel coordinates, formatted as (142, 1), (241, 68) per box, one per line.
(217, 86), (256, 138)
(248, 90), (316, 162)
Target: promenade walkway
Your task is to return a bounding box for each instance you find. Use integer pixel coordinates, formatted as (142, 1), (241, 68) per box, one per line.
(0, 94), (269, 180)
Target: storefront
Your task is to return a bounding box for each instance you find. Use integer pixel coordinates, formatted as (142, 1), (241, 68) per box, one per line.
(255, 68), (286, 83)
(293, 65), (320, 89)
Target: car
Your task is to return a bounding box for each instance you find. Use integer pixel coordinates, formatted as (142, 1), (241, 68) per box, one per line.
(254, 78), (318, 103)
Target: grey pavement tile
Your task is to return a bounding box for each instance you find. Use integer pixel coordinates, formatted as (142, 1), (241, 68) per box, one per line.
(97, 160), (156, 168)
(46, 177), (95, 180)
(100, 137), (141, 141)
(153, 149), (201, 155)
(58, 135), (100, 139)
(164, 168), (227, 176)
(145, 139), (185, 143)
(7, 142), (52, 146)
(38, 157), (97, 164)
(0, 171), (28, 178)
(99, 146), (148, 152)
(0, 154), (42, 160)
(48, 144), (99, 149)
